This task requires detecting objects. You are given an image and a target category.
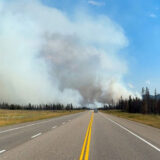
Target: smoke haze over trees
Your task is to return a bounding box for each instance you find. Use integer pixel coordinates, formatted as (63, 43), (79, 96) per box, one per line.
(103, 87), (160, 115)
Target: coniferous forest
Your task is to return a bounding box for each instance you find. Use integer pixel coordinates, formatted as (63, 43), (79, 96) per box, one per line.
(1, 87), (160, 113)
(103, 87), (160, 114)
(0, 103), (86, 110)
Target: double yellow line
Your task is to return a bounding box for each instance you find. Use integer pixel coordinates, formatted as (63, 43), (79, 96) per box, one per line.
(79, 112), (94, 160)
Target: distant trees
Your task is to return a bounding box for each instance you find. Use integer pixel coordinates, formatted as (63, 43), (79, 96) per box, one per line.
(0, 103), (85, 110)
(102, 87), (160, 115)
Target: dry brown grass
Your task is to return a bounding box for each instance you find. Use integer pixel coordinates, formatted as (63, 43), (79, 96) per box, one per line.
(101, 110), (160, 129)
(0, 109), (83, 127)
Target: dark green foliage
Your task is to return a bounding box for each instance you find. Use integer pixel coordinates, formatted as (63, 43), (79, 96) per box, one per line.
(102, 87), (160, 114)
(0, 102), (85, 111)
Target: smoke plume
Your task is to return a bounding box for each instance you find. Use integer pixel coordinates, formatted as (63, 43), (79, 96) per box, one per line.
(0, 0), (134, 106)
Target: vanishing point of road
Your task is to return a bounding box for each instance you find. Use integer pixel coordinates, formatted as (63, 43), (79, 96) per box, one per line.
(0, 111), (160, 160)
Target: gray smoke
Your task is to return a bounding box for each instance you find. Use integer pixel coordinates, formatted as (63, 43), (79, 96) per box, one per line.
(0, 0), (135, 106)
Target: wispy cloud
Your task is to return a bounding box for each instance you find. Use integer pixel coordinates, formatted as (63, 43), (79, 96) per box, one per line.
(149, 13), (157, 18)
(88, 0), (105, 7)
(146, 80), (151, 85)
(155, 7), (159, 10)
(128, 83), (134, 89)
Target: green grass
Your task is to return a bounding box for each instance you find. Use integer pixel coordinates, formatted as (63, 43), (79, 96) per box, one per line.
(101, 110), (160, 129)
(0, 109), (83, 127)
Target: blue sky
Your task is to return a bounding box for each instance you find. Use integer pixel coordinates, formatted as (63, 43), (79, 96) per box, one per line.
(41, 0), (160, 94)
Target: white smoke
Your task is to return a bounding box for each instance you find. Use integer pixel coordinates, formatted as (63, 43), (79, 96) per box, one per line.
(0, 0), (134, 106)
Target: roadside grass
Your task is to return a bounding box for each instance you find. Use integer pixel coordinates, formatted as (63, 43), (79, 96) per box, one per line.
(0, 109), (83, 127)
(101, 110), (160, 129)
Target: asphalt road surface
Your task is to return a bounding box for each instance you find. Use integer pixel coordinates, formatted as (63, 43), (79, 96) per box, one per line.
(0, 111), (160, 160)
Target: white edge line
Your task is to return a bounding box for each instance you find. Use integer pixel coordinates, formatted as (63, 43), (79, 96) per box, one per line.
(0, 119), (53, 134)
(0, 113), (81, 134)
(0, 150), (6, 154)
(52, 126), (57, 129)
(31, 133), (42, 139)
(100, 113), (160, 152)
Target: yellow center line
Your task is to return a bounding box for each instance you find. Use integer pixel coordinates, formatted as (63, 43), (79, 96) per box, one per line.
(79, 112), (94, 160)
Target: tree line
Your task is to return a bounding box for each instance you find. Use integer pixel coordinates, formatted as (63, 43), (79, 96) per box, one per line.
(102, 87), (160, 114)
(0, 103), (87, 110)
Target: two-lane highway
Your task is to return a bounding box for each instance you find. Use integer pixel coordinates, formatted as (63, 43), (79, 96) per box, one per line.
(0, 111), (160, 160)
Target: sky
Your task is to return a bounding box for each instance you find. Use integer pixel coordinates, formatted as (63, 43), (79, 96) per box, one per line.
(41, 0), (160, 94)
(0, 0), (160, 106)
